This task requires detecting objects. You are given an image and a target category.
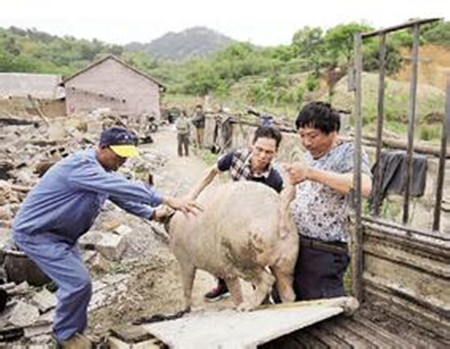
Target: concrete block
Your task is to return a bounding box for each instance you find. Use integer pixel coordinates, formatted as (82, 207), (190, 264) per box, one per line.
(97, 233), (127, 260)
(7, 300), (40, 327)
(90, 253), (111, 273)
(78, 230), (102, 250)
(133, 339), (162, 349)
(31, 288), (56, 313)
(82, 250), (97, 263)
(114, 224), (133, 236)
(102, 219), (122, 231)
(108, 336), (161, 349)
(109, 336), (131, 349)
(110, 324), (152, 343)
(27, 334), (54, 347)
(9, 281), (30, 296)
(38, 308), (55, 323)
(24, 323), (52, 338)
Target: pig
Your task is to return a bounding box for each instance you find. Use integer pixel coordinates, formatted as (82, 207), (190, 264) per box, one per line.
(167, 181), (299, 311)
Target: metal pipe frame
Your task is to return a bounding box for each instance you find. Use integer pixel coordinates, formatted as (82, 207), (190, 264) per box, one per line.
(402, 24), (420, 225)
(433, 80), (450, 230)
(372, 34), (387, 216)
(352, 32), (363, 301)
(361, 18), (441, 39)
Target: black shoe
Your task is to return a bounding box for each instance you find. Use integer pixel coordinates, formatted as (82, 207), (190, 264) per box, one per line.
(204, 281), (230, 302)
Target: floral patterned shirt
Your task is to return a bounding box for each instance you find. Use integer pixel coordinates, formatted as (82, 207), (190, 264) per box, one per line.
(291, 142), (371, 243)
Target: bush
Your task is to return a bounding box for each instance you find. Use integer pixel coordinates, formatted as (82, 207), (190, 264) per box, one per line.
(419, 125), (441, 141)
(306, 73), (319, 92)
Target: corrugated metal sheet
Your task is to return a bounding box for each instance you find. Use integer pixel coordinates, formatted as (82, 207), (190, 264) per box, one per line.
(0, 73), (65, 99)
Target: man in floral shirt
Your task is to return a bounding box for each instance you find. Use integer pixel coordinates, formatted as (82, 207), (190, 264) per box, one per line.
(284, 102), (372, 300)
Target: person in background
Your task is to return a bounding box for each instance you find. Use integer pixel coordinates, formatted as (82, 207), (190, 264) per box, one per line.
(191, 104), (206, 148)
(187, 126), (284, 302)
(12, 126), (202, 348)
(284, 101), (372, 301)
(175, 111), (190, 157)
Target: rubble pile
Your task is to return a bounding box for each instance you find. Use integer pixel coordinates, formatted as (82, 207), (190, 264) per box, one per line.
(0, 113), (171, 346)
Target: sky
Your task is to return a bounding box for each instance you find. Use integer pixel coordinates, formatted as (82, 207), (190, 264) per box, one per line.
(0, 0), (448, 46)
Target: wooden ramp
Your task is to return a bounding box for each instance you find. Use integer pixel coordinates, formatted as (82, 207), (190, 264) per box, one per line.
(142, 297), (357, 348)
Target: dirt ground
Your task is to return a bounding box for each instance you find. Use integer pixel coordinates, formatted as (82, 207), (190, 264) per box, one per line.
(87, 126), (251, 340)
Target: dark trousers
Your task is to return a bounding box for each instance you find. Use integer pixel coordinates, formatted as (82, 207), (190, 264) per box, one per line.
(294, 237), (350, 301)
(177, 133), (189, 156)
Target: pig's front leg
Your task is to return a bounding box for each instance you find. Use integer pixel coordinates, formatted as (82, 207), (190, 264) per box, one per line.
(179, 261), (196, 312)
(238, 268), (275, 311)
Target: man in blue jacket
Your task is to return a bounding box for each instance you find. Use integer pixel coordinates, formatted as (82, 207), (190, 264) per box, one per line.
(12, 126), (201, 348)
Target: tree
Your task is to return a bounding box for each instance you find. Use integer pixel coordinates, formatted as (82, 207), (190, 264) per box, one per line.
(263, 45), (295, 62)
(291, 26), (325, 73)
(5, 37), (20, 56)
(184, 61), (221, 96)
(422, 21), (450, 47)
(292, 26), (324, 56)
(363, 39), (403, 75)
(324, 23), (373, 66)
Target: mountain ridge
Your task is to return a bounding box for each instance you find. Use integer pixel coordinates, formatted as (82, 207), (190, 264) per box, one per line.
(125, 26), (236, 60)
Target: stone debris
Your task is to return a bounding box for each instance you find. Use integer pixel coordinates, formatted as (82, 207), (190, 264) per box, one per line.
(82, 250), (97, 264)
(96, 232), (127, 261)
(0, 113), (168, 346)
(114, 224), (133, 236)
(90, 253), (112, 274)
(8, 281), (31, 297)
(31, 288), (57, 313)
(23, 323), (52, 339)
(89, 273), (129, 312)
(7, 300), (40, 327)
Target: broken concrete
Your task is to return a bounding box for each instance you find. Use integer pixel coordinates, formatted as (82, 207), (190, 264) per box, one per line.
(23, 323), (52, 339)
(0, 116), (171, 346)
(79, 229), (128, 261)
(96, 233), (127, 261)
(114, 224), (133, 236)
(31, 288), (57, 313)
(7, 300), (40, 327)
(89, 253), (112, 274)
(108, 336), (162, 349)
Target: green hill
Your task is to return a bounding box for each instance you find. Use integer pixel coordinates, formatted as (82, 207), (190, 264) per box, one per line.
(125, 27), (235, 60)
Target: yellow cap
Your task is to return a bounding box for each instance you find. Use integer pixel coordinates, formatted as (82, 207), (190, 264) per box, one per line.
(109, 145), (139, 158)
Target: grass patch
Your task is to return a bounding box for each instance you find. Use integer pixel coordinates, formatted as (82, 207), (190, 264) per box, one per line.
(201, 149), (219, 167)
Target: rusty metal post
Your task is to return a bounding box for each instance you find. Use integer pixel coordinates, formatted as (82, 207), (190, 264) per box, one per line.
(372, 34), (387, 216)
(403, 24), (420, 225)
(433, 79), (450, 231)
(352, 33), (363, 301)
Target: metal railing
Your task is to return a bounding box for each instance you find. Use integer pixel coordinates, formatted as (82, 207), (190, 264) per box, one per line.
(351, 17), (448, 300)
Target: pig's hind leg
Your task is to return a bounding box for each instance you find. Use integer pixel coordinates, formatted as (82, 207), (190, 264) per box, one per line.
(270, 265), (295, 303)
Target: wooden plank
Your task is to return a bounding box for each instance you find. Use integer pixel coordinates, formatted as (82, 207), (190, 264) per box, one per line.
(307, 326), (352, 348)
(262, 326), (329, 349)
(143, 305), (344, 348)
(348, 315), (414, 348)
